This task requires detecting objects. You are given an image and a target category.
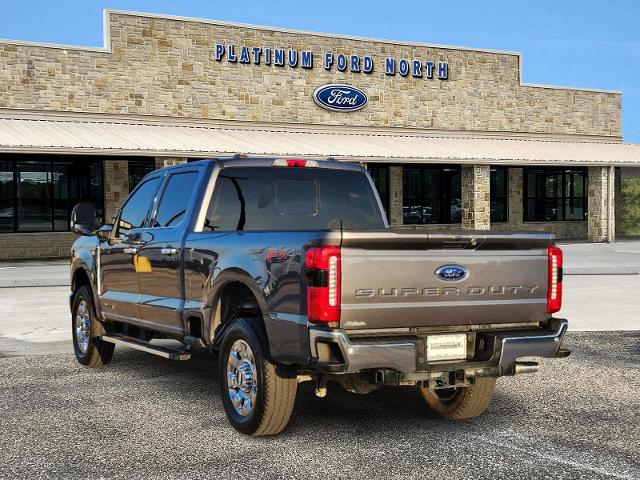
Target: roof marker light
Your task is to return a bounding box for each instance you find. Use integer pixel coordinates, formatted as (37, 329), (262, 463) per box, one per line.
(272, 158), (319, 168)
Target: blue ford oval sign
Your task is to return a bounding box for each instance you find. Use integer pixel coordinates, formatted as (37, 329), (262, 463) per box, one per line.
(435, 265), (467, 282)
(312, 84), (368, 112)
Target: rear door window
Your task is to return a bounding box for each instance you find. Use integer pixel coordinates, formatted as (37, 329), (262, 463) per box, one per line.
(205, 167), (384, 231)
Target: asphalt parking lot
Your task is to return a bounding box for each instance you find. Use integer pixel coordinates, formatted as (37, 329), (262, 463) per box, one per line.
(0, 241), (639, 479)
(1, 332), (639, 479)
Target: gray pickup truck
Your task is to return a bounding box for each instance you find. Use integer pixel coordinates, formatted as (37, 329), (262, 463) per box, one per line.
(69, 157), (569, 436)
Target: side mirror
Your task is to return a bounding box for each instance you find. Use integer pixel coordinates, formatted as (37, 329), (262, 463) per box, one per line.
(96, 224), (112, 241)
(70, 202), (96, 236)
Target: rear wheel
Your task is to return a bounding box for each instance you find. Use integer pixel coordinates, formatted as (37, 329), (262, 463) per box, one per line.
(219, 318), (297, 436)
(418, 377), (496, 420)
(72, 286), (114, 367)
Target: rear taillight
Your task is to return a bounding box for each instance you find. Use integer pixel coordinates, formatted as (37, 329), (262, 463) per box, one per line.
(306, 246), (341, 323)
(547, 245), (563, 314)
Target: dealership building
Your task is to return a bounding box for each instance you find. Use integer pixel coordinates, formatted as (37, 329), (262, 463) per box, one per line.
(0, 10), (639, 259)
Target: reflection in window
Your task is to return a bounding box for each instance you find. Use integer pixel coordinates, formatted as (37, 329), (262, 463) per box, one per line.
(0, 162), (15, 232)
(117, 177), (161, 237)
(154, 172), (198, 228)
(402, 166), (461, 224)
(128, 159), (155, 192)
(206, 167), (385, 231)
(524, 168), (588, 221)
(0, 157), (105, 233)
(367, 165), (389, 221)
(17, 162), (52, 232)
(490, 167), (508, 223)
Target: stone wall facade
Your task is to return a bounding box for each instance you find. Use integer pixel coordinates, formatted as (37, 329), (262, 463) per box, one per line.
(388, 166), (403, 226)
(154, 156), (188, 170)
(0, 232), (77, 260)
(104, 160), (129, 221)
(461, 165), (490, 230)
(0, 11), (621, 138)
(0, 11), (624, 259)
(587, 166), (615, 242)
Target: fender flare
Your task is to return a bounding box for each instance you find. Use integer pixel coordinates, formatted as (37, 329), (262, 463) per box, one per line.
(204, 268), (269, 344)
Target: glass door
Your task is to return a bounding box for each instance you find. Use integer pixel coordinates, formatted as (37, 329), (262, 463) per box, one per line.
(17, 162), (52, 232)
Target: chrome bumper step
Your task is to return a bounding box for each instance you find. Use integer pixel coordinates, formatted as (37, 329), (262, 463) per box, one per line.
(101, 334), (192, 361)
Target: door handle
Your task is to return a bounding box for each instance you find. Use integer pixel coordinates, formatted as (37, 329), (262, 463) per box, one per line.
(160, 248), (178, 255)
(123, 247), (138, 255)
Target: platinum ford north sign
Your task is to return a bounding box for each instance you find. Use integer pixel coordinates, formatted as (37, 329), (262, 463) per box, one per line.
(213, 44), (449, 80)
(313, 84), (368, 112)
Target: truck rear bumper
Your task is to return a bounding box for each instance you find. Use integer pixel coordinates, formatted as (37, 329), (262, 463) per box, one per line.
(309, 318), (569, 375)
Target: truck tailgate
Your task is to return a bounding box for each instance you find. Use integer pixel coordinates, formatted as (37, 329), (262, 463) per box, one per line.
(339, 231), (552, 330)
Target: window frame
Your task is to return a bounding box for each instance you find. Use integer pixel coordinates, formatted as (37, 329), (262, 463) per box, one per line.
(0, 156), (105, 233)
(523, 167), (588, 222)
(128, 159), (156, 193)
(402, 165), (461, 225)
(490, 166), (509, 223)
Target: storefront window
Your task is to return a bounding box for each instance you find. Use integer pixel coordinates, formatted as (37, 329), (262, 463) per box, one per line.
(0, 155), (104, 233)
(367, 165), (389, 220)
(524, 168), (588, 221)
(490, 167), (508, 223)
(17, 162), (52, 232)
(128, 159), (156, 192)
(0, 161), (14, 232)
(403, 166), (461, 224)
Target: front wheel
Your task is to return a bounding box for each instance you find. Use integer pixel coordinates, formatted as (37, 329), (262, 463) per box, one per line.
(72, 286), (114, 367)
(219, 318), (297, 436)
(418, 377), (496, 420)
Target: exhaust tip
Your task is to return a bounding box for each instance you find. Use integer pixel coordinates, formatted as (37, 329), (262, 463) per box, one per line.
(514, 361), (539, 374)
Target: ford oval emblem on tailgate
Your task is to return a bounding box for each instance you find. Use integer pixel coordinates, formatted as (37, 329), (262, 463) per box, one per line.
(435, 265), (467, 281)
(312, 84), (368, 112)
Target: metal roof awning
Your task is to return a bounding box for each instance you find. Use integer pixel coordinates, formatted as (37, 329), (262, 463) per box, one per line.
(0, 112), (639, 166)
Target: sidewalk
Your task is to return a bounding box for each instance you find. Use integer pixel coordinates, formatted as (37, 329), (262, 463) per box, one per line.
(559, 240), (640, 275)
(0, 260), (68, 288)
(0, 241), (638, 288)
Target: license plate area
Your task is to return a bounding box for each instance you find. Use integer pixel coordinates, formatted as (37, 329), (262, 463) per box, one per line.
(426, 334), (467, 362)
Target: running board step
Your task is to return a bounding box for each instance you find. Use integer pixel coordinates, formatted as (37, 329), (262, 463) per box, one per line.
(101, 334), (191, 360)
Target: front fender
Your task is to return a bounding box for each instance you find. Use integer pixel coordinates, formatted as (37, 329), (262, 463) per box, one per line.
(69, 237), (99, 309)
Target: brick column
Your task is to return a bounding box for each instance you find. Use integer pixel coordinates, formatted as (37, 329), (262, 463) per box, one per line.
(461, 165), (490, 230)
(388, 166), (403, 226)
(104, 160), (129, 222)
(508, 167), (524, 228)
(155, 156), (188, 169)
(588, 166), (615, 242)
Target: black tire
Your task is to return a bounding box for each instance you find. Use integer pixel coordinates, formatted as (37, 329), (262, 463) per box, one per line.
(418, 377), (496, 420)
(219, 318), (297, 436)
(72, 286), (114, 367)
